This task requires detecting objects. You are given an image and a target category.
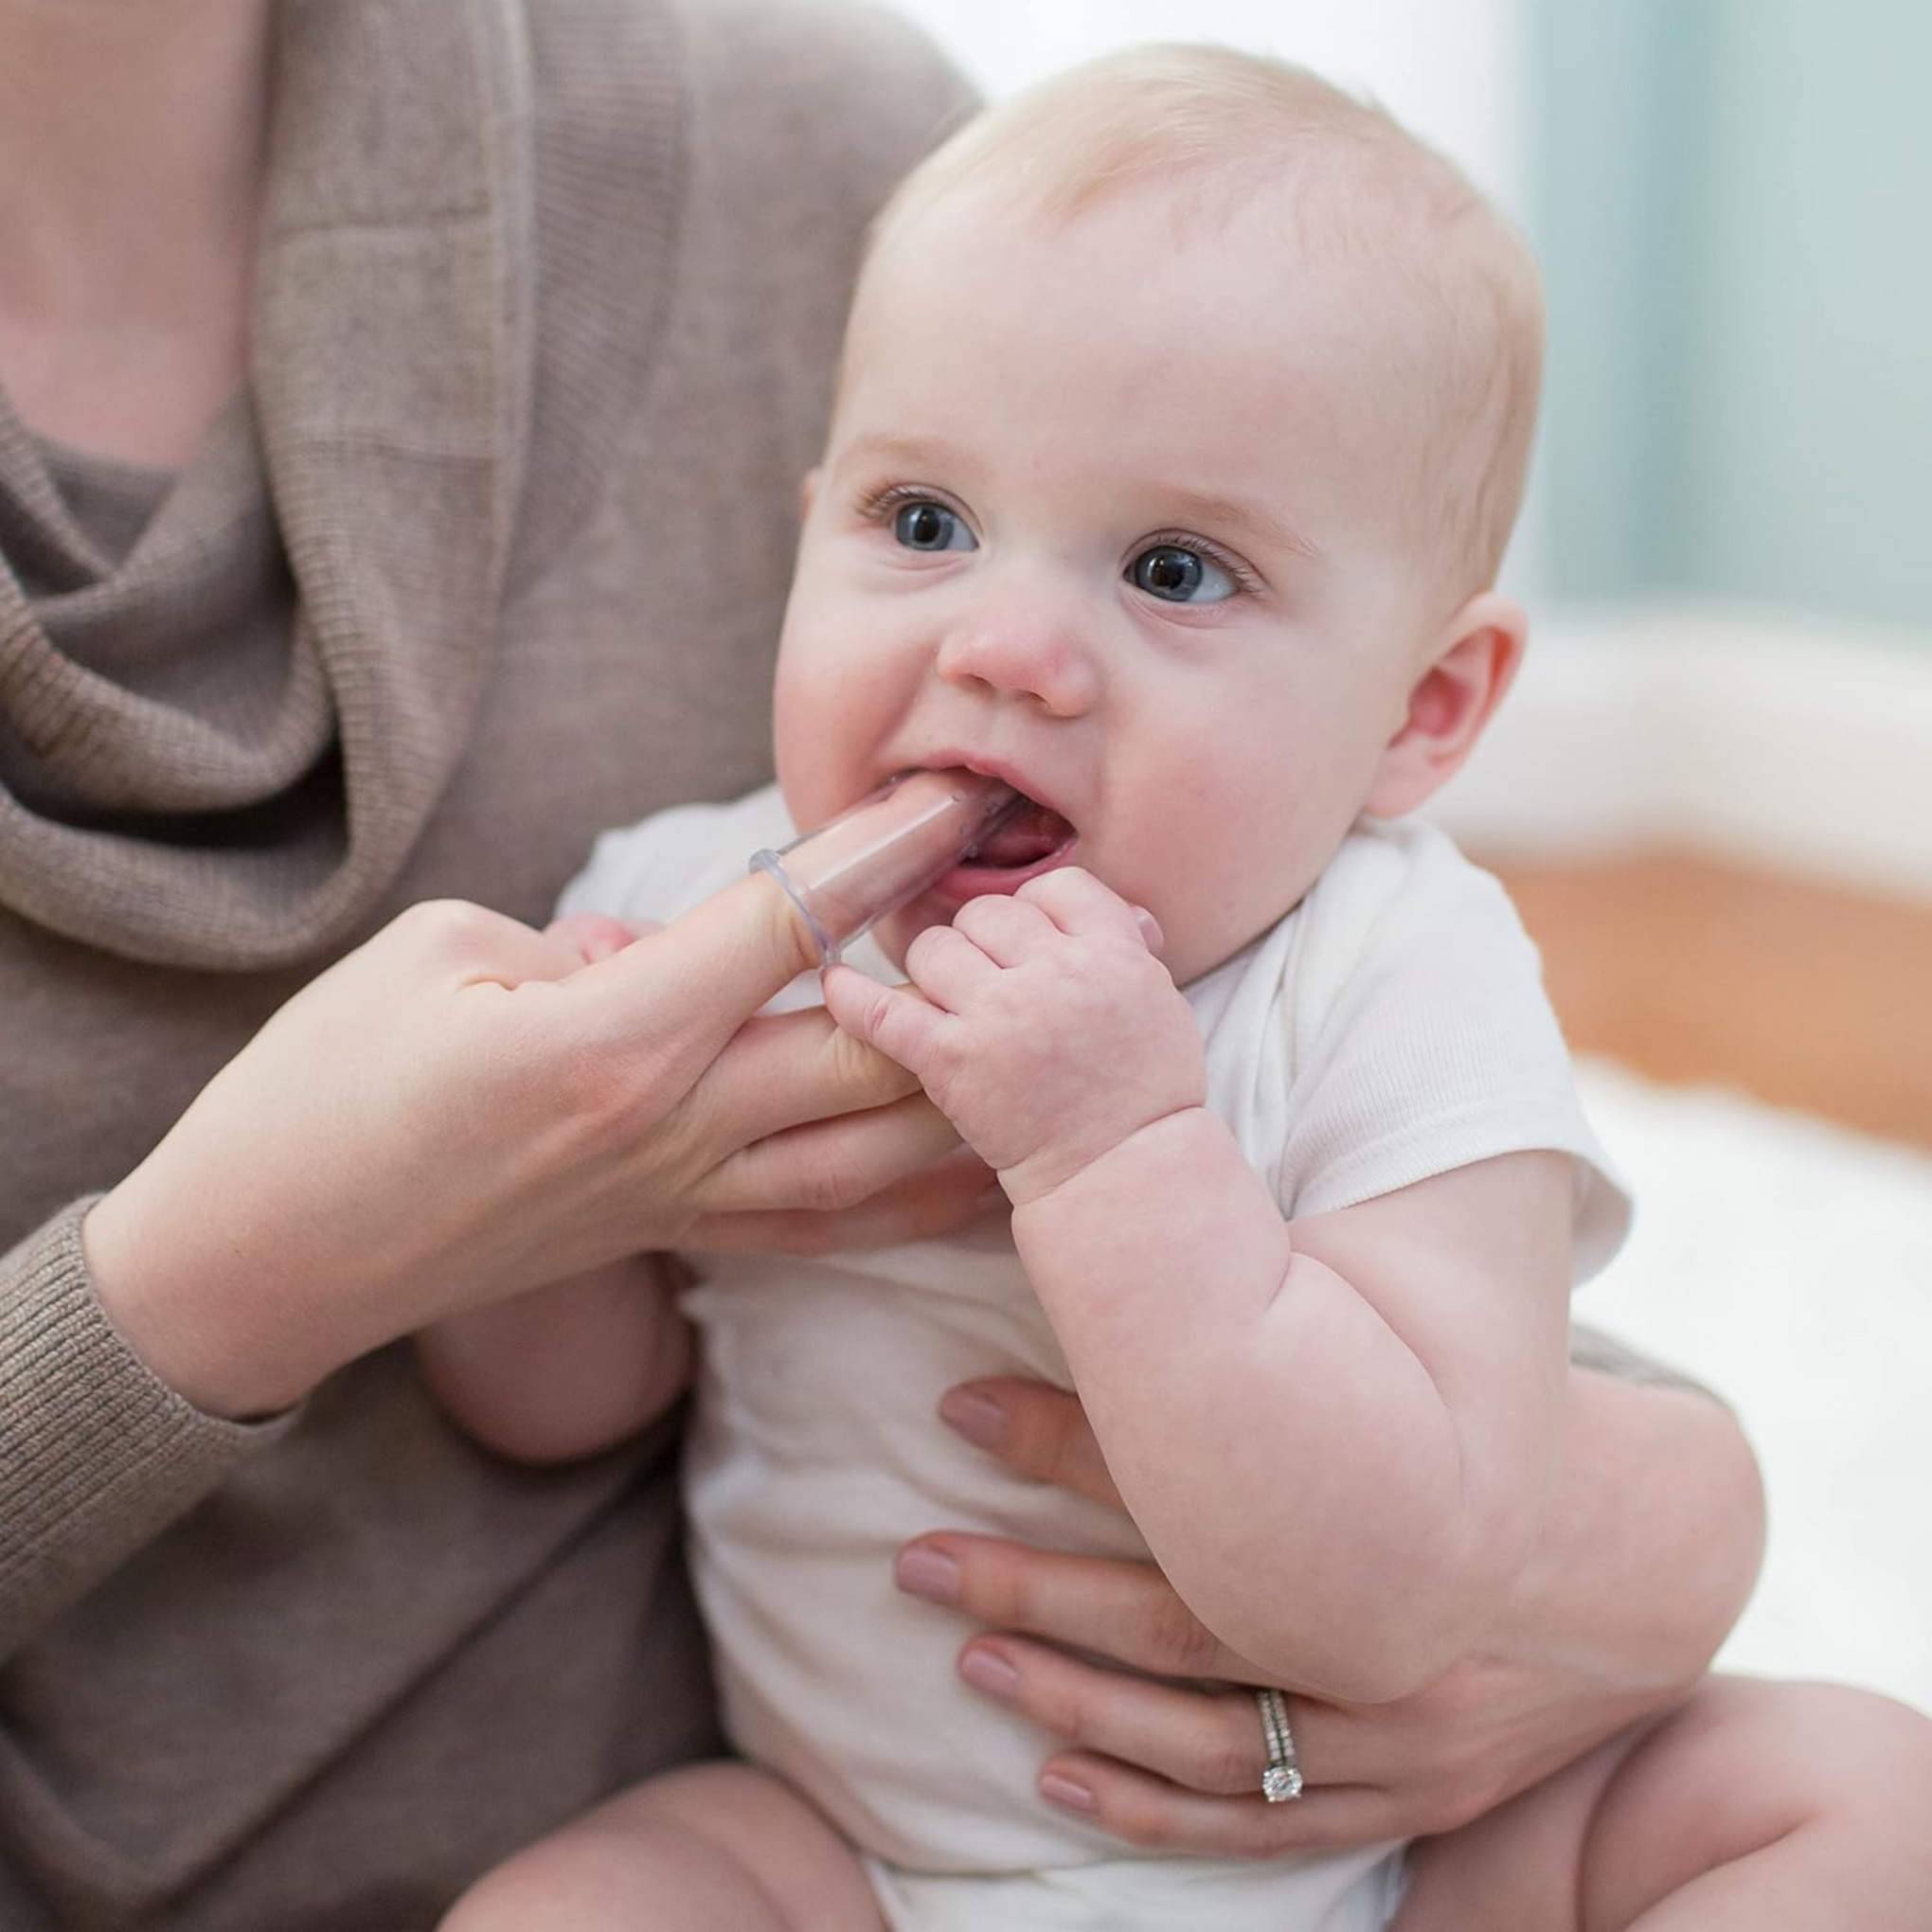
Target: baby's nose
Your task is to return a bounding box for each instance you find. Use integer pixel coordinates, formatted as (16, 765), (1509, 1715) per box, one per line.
(933, 603), (1099, 717)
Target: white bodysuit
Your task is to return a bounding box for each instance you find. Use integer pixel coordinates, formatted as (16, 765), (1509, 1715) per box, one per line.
(561, 784), (1630, 1932)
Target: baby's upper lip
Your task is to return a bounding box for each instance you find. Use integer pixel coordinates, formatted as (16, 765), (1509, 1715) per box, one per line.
(901, 750), (1072, 827)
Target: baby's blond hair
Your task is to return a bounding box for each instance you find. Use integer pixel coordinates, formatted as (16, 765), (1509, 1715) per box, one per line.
(857, 45), (1544, 599)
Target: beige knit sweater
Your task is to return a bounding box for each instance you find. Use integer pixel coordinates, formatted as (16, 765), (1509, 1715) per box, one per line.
(0, 4), (973, 1923)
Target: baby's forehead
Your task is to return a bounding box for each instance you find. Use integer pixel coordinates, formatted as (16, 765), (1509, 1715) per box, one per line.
(875, 172), (1350, 323)
(867, 154), (1508, 374)
(856, 176), (1464, 443)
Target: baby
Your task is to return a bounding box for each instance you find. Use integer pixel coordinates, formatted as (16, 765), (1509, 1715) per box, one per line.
(432, 46), (1927, 1932)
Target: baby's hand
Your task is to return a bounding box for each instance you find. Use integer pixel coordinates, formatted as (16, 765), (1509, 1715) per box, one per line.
(822, 868), (1206, 1208)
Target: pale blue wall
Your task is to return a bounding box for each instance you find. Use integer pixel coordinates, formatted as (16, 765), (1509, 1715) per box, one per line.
(1531, 0), (1932, 638)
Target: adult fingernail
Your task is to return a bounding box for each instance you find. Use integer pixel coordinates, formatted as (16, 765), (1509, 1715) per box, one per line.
(1040, 1772), (1097, 1815)
(895, 1545), (961, 1604)
(958, 1645), (1021, 1701)
(939, 1386), (1009, 1450)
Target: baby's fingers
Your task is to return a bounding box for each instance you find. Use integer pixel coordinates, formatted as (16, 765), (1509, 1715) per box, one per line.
(1016, 868), (1165, 955)
(821, 961), (948, 1073)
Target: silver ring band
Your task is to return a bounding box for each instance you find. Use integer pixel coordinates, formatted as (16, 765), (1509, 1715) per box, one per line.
(1255, 1688), (1305, 1802)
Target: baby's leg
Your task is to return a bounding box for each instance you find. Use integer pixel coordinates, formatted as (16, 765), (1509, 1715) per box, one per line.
(1395, 1675), (1932, 1930)
(439, 1761), (884, 1932)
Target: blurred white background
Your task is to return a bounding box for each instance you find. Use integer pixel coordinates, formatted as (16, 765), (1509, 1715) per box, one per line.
(886, 0), (1932, 1714)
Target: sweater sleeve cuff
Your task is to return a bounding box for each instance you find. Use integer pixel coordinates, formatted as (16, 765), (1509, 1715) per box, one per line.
(1, 1199), (296, 1653)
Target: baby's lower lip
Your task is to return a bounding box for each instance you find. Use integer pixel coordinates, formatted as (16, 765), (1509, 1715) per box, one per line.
(923, 837), (1080, 907)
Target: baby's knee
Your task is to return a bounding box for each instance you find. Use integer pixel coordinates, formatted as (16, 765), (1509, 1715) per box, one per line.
(1594, 1673), (1932, 1906)
(1685, 1677), (1932, 1831)
(1774, 1680), (1932, 1842)
(1696, 1680), (1932, 1927)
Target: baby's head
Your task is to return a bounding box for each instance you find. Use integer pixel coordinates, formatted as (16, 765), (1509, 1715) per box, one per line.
(774, 45), (1545, 983)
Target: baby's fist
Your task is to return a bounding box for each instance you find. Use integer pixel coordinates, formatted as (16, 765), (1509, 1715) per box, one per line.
(825, 868), (1206, 1206)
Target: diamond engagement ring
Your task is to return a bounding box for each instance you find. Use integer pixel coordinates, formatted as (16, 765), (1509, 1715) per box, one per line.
(1255, 1688), (1305, 1802)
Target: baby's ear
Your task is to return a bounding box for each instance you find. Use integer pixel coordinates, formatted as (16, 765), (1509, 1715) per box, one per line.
(1363, 592), (1526, 818)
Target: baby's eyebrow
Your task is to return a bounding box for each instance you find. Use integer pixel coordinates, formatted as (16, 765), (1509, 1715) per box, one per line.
(1153, 486), (1321, 562)
(833, 431), (963, 477)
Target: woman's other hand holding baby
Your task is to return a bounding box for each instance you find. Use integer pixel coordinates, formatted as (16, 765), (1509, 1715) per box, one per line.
(903, 1369), (1764, 1856)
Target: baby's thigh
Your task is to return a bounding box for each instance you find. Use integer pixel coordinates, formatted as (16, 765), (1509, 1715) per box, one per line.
(1396, 1675), (1932, 1932)
(439, 1760), (883, 1932)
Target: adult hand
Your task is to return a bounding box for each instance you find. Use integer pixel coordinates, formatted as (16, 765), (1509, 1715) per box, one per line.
(84, 875), (988, 1420)
(899, 1372), (1752, 1857)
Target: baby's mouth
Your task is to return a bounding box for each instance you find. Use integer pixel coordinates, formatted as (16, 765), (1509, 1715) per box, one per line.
(958, 792), (1077, 870)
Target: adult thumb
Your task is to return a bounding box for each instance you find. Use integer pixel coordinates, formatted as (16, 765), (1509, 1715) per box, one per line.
(567, 867), (822, 1067)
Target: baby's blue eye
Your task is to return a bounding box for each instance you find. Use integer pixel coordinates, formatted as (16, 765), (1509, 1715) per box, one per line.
(893, 501), (975, 552)
(1130, 544), (1236, 603)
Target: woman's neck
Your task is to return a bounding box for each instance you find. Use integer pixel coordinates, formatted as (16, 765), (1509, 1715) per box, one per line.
(0, 0), (275, 463)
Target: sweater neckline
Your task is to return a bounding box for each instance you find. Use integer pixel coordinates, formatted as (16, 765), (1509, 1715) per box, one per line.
(0, 1), (535, 970)
(32, 429), (178, 570)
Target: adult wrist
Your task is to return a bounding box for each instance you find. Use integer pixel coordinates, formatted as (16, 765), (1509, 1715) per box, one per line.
(82, 1181), (311, 1422)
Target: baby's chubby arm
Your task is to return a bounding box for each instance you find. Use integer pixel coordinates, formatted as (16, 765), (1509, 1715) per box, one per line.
(824, 868), (1571, 1703)
(416, 1257), (692, 1464)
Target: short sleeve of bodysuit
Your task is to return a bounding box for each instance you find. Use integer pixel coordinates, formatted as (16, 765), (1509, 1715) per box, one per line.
(1190, 815), (1631, 1281)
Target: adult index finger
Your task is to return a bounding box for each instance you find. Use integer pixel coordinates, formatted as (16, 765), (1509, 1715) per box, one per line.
(937, 1377), (1126, 1511)
(893, 1533), (1260, 1683)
